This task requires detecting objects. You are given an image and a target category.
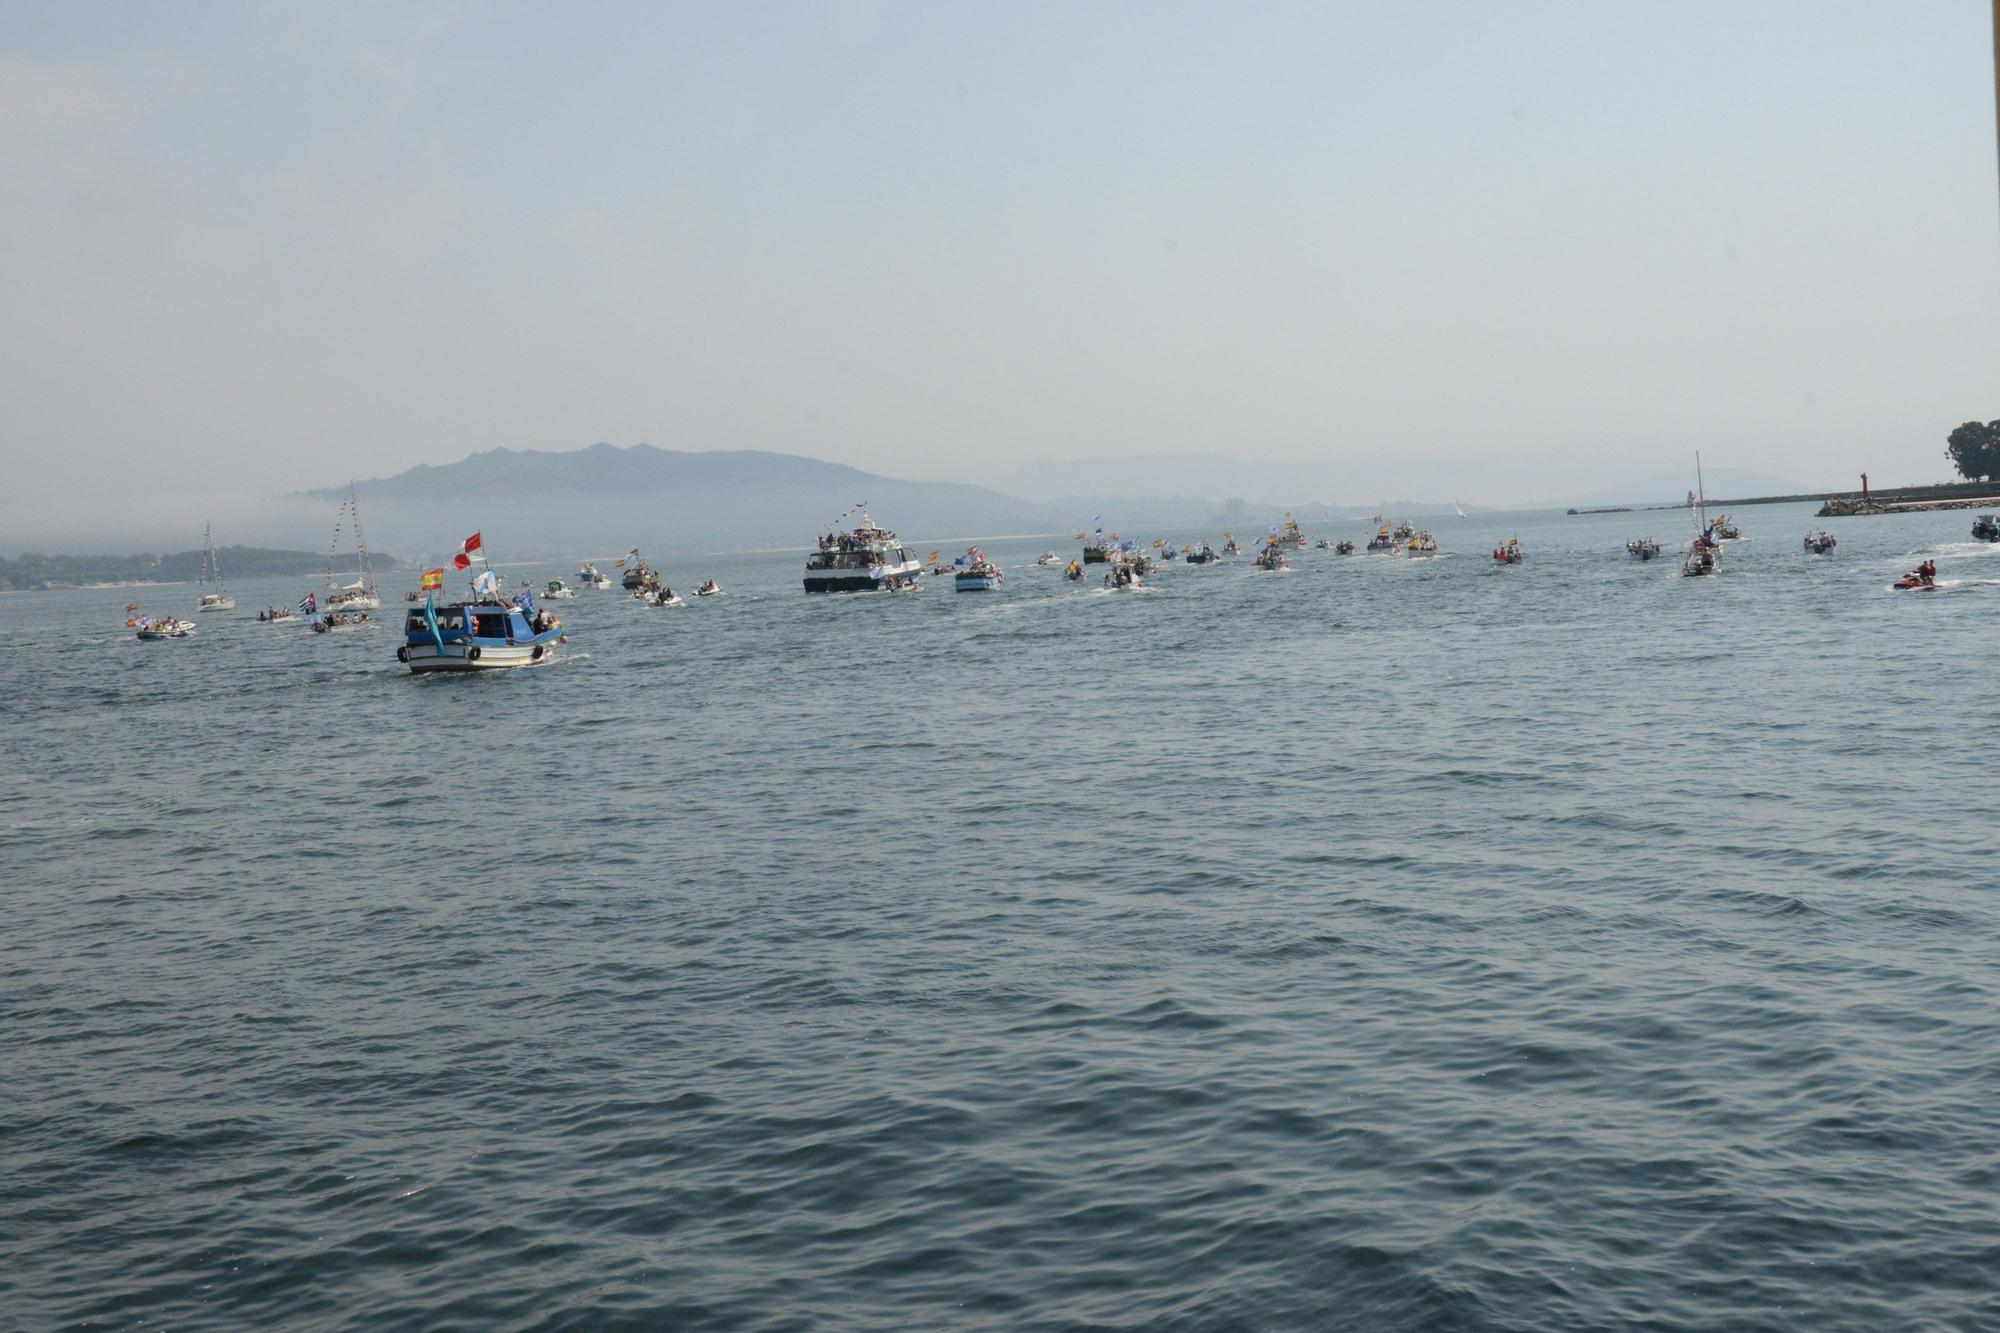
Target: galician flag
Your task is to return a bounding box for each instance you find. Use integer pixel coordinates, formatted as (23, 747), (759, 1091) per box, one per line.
(451, 531), (483, 570)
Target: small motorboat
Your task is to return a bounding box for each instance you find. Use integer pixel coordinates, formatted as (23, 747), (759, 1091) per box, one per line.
(955, 549), (1003, 591)
(313, 611), (375, 633)
(1627, 538), (1661, 560)
(1492, 538), (1523, 564)
(1064, 559), (1084, 581)
(1713, 514), (1742, 541)
(1314, 538), (1332, 550)
(1972, 514), (2000, 542)
(124, 602), (141, 613)
(1105, 563), (1146, 590)
(1406, 531), (1439, 556)
(257, 607), (295, 623)
(1220, 537), (1241, 556)
(1254, 543), (1290, 571)
(1803, 531), (1837, 555)
(693, 580), (722, 597)
(1035, 552), (1061, 566)
(544, 578), (576, 599)
(1682, 541), (1719, 577)
(1335, 540), (1355, 554)
(134, 617), (196, 640)
(1366, 524), (1397, 552)
(1184, 543), (1218, 565)
(651, 587), (687, 608)
(579, 563), (613, 589)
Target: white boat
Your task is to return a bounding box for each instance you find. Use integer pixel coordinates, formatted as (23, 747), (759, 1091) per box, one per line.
(1035, 552), (1061, 566)
(313, 611), (377, 633)
(652, 594), (687, 608)
(1105, 562), (1147, 589)
(325, 488), (381, 611)
(805, 505), (924, 592)
(134, 616), (196, 640)
(195, 523), (235, 611)
(578, 563), (613, 589)
(693, 580), (722, 597)
(401, 595), (562, 674)
(1627, 538), (1661, 560)
(543, 578), (576, 599)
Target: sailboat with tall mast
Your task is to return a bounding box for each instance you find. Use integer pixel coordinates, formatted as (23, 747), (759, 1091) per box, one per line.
(325, 485), (381, 612)
(195, 522), (235, 612)
(1681, 453), (1720, 577)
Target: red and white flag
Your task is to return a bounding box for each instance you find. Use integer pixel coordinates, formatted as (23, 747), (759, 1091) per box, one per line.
(451, 531), (483, 570)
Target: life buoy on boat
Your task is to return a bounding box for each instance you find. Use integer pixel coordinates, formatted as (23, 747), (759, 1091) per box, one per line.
(397, 645), (409, 662)
(467, 645), (482, 662)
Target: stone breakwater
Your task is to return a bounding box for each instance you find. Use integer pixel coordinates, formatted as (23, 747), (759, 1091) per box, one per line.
(1817, 494), (2000, 517)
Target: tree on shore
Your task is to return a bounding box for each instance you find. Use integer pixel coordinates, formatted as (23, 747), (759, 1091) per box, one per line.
(1945, 420), (2000, 481)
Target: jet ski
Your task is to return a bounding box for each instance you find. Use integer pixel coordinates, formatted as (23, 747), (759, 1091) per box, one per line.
(1894, 569), (1940, 591)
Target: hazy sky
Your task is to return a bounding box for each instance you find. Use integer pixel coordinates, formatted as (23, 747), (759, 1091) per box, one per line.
(4, 0), (1997, 541)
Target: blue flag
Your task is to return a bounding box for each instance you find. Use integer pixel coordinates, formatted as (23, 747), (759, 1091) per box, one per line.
(511, 590), (534, 614)
(423, 593), (443, 649)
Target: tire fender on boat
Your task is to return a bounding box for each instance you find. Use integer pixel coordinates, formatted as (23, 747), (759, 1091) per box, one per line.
(531, 644), (545, 661)
(397, 645), (409, 662)
(467, 645), (482, 662)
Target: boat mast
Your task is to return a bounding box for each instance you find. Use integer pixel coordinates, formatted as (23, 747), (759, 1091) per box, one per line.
(1991, 0), (1999, 243)
(349, 484), (376, 596)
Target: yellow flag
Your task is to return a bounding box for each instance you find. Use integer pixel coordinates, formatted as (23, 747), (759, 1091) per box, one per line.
(926, 551), (939, 564)
(615, 557), (626, 568)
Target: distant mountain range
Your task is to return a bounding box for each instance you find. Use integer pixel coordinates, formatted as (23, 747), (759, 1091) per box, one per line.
(286, 442), (1831, 560)
(298, 443), (1063, 556)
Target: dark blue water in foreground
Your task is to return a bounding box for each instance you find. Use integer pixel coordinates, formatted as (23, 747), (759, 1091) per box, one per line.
(5, 501), (1999, 1329)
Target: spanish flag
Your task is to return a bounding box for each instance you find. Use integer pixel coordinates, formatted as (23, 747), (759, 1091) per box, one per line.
(926, 551), (939, 564)
(420, 568), (444, 590)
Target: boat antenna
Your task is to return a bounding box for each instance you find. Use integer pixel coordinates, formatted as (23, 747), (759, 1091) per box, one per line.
(1696, 451), (1707, 527)
(1991, 0), (1999, 247)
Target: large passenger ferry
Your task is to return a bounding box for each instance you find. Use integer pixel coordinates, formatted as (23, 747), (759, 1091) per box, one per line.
(805, 507), (923, 593)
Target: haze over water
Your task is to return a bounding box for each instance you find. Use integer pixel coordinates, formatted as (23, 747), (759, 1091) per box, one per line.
(6, 502), (1998, 1328)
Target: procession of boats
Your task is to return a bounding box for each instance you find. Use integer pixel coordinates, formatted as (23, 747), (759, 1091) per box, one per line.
(128, 466), (1979, 665)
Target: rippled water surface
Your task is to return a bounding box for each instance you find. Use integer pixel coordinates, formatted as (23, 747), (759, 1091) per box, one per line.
(6, 501), (1999, 1329)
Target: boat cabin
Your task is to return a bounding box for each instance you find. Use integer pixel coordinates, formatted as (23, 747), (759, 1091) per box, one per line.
(404, 602), (537, 644)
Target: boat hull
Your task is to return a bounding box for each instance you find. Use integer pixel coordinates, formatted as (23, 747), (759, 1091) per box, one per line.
(804, 559), (922, 593)
(402, 639), (556, 672)
(955, 575), (1000, 591)
(196, 597), (235, 612)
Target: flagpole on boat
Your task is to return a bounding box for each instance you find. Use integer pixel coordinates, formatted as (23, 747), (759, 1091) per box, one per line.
(1991, 0), (1999, 243)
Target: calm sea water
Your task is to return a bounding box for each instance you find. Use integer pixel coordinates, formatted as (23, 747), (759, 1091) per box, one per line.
(5, 501), (1999, 1330)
